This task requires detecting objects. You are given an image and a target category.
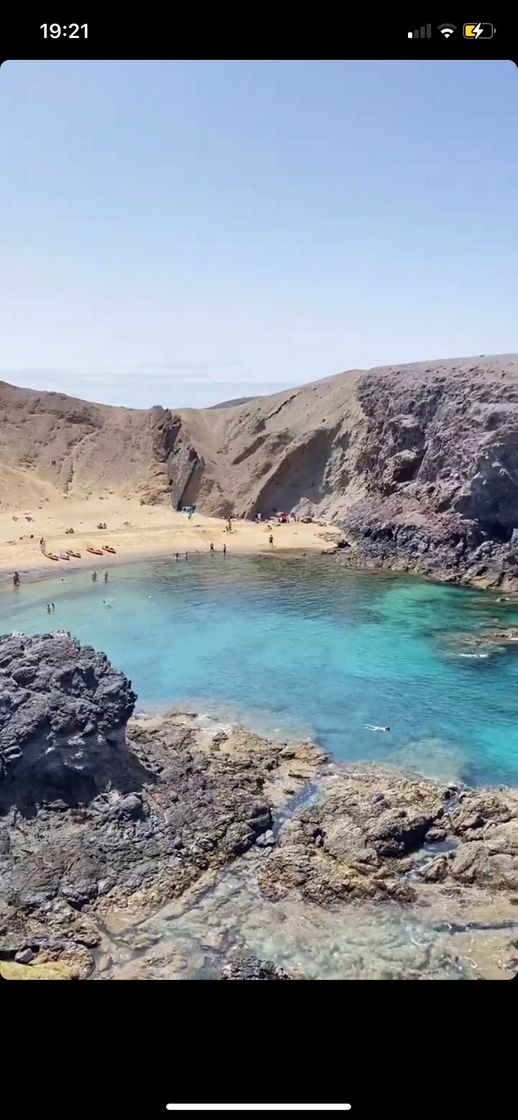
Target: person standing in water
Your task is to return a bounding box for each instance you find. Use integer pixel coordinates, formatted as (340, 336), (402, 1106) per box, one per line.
(210, 542), (215, 555)
(223, 542), (227, 556)
(47, 603), (51, 614)
(51, 603), (55, 612)
(92, 571), (98, 583)
(175, 552), (179, 561)
(185, 551), (189, 560)
(12, 572), (20, 587)
(104, 571), (108, 583)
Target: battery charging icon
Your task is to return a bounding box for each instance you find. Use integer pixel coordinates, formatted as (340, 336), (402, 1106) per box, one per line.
(463, 22), (494, 39)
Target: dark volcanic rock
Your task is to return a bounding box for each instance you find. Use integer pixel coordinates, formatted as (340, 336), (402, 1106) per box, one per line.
(334, 359), (518, 588)
(0, 633), (139, 813)
(0, 640), (325, 971)
(221, 953), (298, 980)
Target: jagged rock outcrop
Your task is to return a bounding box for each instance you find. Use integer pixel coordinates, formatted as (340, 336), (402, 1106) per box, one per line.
(0, 633), (138, 813)
(0, 636), (325, 976)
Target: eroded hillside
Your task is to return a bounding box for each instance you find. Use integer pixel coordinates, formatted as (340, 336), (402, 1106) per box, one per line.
(2, 354), (518, 585)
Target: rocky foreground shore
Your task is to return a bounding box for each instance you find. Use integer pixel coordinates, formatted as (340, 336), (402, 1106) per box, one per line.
(1, 634), (517, 980)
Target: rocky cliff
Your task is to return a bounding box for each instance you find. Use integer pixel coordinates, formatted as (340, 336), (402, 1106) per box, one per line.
(2, 353), (518, 585)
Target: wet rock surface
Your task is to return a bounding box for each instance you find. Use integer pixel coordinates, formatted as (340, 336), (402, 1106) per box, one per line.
(220, 953), (298, 980)
(1, 636), (517, 980)
(258, 766), (518, 907)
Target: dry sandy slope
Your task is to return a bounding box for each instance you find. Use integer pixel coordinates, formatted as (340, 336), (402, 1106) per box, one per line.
(2, 355), (517, 522)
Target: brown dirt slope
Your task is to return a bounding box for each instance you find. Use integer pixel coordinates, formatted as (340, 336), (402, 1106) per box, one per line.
(1, 354), (518, 583)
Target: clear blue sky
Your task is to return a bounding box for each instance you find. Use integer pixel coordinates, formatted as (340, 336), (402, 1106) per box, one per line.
(0, 59), (516, 408)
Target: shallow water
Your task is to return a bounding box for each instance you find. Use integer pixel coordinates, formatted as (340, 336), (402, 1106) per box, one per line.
(2, 555), (518, 786)
(94, 847), (516, 981)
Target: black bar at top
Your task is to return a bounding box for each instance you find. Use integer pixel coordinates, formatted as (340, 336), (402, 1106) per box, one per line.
(0, 14), (517, 63)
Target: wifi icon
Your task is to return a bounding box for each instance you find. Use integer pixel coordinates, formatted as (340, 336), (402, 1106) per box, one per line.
(438, 23), (457, 38)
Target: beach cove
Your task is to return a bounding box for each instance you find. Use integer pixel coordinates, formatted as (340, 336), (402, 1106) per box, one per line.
(0, 496), (340, 580)
(2, 552), (518, 788)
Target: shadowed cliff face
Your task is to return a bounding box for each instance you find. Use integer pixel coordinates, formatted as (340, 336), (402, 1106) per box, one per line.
(1, 354), (518, 583)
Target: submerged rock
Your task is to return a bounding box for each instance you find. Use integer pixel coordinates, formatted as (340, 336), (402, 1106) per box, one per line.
(220, 953), (299, 980)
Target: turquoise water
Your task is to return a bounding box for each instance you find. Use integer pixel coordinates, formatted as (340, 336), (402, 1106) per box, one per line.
(2, 555), (518, 787)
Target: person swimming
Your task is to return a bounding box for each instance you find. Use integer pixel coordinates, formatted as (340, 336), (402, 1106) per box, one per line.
(365, 724), (391, 732)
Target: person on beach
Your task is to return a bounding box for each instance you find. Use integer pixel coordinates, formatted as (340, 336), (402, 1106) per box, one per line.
(39, 537), (46, 551)
(104, 571), (108, 582)
(227, 518), (232, 532)
(92, 571), (98, 582)
(268, 534), (274, 549)
(223, 542), (227, 556)
(12, 572), (20, 587)
(210, 542), (215, 554)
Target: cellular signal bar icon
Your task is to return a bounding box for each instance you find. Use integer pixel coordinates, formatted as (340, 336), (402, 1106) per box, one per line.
(408, 24), (432, 38)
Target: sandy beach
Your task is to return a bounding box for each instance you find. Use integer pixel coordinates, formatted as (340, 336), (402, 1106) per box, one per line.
(0, 495), (341, 588)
